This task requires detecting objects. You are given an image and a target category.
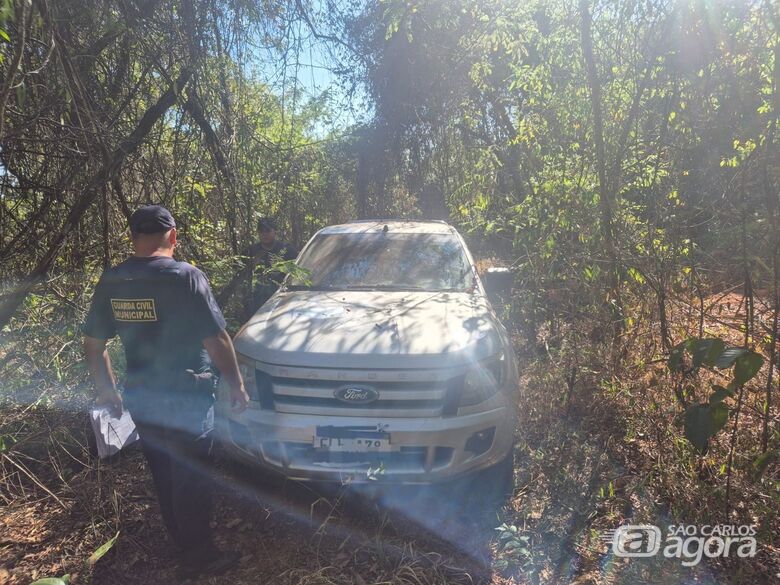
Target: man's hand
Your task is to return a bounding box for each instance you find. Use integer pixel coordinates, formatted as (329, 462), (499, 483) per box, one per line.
(97, 387), (123, 417)
(231, 384), (250, 413)
(203, 330), (250, 414)
(84, 336), (122, 416)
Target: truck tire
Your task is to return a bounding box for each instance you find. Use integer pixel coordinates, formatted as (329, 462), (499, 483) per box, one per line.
(477, 449), (515, 505)
(453, 449), (515, 515)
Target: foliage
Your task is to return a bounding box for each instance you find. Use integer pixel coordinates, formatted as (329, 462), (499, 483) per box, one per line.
(0, 0), (355, 331)
(668, 337), (763, 453)
(30, 578), (70, 585)
(339, 0), (777, 344)
(493, 523), (537, 579)
(87, 531), (119, 566)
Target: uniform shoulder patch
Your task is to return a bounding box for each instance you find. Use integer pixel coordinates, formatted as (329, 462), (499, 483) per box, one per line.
(110, 298), (158, 322)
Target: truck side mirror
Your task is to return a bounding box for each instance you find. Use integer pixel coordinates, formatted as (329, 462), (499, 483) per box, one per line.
(483, 267), (513, 299)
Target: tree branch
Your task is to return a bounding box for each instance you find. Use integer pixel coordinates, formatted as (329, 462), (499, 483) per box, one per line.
(0, 69), (192, 327)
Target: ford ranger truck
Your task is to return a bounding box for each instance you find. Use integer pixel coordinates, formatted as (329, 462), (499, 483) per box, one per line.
(216, 220), (519, 485)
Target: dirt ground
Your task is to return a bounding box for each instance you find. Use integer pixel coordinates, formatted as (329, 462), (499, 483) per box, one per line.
(3, 441), (500, 585)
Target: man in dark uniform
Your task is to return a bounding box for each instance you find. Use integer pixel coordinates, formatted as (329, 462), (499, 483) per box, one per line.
(82, 205), (250, 578)
(247, 217), (298, 315)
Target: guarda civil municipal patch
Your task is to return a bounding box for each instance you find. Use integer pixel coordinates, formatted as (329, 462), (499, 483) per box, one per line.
(110, 298), (158, 322)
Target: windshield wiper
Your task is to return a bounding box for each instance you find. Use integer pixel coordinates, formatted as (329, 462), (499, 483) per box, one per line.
(285, 284), (339, 291)
(288, 284), (450, 292)
(343, 284), (431, 291)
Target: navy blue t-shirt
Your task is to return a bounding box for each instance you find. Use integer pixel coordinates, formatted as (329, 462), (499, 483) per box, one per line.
(83, 256), (226, 390)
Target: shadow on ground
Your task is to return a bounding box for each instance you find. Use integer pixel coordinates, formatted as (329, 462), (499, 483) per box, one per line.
(86, 446), (504, 585)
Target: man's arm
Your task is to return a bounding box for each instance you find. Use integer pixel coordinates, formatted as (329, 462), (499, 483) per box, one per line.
(84, 336), (123, 416)
(203, 330), (250, 413)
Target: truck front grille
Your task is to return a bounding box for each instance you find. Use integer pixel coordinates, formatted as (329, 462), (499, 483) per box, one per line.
(263, 375), (455, 418)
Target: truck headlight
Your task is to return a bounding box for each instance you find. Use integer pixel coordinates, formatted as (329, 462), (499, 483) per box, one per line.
(458, 353), (507, 407)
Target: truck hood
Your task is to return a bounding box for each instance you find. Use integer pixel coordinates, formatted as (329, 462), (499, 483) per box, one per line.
(233, 290), (504, 369)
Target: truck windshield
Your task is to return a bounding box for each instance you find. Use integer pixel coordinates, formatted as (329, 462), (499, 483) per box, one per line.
(289, 232), (473, 292)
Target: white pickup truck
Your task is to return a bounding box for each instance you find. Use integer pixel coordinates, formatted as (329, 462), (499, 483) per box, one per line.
(216, 220), (518, 486)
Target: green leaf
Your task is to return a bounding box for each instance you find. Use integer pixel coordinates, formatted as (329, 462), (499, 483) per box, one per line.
(702, 338), (726, 367)
(709, 385), (734, 404)
(88, 532), (119, 566)
(30, 579), (67, 585)
(710, 401), (728, 431)
(0, 435), (13, 452)
(669, 338), (726, 372)
(691, 338), (725, 369)
(684, 404), (711, 453)
(627, 266), (645, 284)
(0, 28), (9, 42)
(715, 347), (749, 369)
(684, 402), (729, 454)
(734, 353), (763, 385)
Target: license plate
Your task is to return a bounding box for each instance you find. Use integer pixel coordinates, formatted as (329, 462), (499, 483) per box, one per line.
(314, 436), (391, 452)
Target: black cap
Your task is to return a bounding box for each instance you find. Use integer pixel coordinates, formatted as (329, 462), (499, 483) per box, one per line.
(258, 217), (277, 231)
(129, 205), (176, 234)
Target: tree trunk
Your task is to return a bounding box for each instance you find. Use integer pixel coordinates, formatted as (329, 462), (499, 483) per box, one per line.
(579, 0), (623, 336)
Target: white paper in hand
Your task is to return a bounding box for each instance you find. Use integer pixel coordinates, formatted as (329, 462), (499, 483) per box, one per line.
(90, 405), (139, 459)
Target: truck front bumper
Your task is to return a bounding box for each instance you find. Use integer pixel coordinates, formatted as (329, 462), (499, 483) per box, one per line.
(216, 404), (515, 484)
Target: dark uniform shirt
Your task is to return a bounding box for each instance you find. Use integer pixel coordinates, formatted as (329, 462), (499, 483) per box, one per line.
(249, 240), (298, 276)
(83, 256), (226, 392)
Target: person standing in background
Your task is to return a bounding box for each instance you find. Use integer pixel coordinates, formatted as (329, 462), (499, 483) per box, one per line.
(246, 217), (298, 316)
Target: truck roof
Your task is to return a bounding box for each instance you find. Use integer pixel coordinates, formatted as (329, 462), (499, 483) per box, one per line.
(320, 220), (456, 235)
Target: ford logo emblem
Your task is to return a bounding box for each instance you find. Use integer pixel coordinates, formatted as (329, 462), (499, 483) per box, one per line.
(334, 386), (379, 404)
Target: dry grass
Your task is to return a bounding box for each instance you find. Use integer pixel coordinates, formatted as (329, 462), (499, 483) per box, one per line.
(499, 288), (780, 584)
